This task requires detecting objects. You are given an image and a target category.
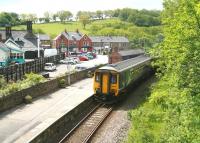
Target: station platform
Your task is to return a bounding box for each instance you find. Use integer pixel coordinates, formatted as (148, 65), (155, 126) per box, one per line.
(0, 78), (93, 143)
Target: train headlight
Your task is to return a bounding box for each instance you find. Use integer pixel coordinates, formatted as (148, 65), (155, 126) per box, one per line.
(110, 89), (116, 93)
(96, 88), (101, 93)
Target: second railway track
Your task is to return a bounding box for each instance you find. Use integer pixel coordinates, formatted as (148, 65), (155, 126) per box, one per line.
(59, 103), (113, 143)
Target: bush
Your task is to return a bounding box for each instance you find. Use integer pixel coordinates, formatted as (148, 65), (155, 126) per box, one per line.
(0, 75), (6, 89)
(0, 73), (46, 97)
(24, 95), (32, 104)
(59, 79), (66, 88)
(87, 71), (93, 78)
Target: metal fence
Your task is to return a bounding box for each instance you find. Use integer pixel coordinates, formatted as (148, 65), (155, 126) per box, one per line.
(0, 53), (65, 82)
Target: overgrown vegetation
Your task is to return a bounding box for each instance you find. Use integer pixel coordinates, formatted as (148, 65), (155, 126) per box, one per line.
(127, 0), (200, 142)
(0, 73), (46, 97)
(58, 78), (66, 88)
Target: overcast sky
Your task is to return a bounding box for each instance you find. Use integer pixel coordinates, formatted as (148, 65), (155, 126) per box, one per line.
(0, 0), (163, 17)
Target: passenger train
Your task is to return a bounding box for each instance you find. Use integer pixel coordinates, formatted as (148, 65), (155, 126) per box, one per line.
(93, 55), (152, 103)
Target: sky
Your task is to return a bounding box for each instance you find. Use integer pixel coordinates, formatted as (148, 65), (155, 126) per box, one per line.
(0, 0), (163, 17)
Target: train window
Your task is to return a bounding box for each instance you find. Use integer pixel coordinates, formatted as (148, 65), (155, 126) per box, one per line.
(95, 73), (100, 82)
(110, 75), (117, 84)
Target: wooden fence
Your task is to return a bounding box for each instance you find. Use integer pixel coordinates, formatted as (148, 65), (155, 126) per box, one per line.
(0, 53), (65, 82)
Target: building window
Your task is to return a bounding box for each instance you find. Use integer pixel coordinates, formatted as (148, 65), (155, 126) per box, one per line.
(83, 41), (87, 46)
(84, 36), (87, 40)
(60, 40), (65, 48)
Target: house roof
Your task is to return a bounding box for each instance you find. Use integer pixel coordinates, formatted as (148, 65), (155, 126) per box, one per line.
(0, 42), (23, 53)
(0, 30), (45, 51)
(38, 34), (50, 41)
(90, 36), (129, 43)
(0, 42), (10, 52)
(54, 31), (83, 41)
(119, 49), (144, 56)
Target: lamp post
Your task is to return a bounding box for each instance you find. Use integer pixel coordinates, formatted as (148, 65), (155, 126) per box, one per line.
(37, 33), (40, 58)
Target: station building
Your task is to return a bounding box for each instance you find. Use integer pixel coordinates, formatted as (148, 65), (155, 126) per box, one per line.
(0, 21), (50, 59)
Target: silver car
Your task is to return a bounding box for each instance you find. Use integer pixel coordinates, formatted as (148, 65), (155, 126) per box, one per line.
(44, 63), (56, 71)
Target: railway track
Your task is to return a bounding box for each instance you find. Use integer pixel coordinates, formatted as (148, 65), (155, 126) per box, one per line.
(59, 103), (113, 143)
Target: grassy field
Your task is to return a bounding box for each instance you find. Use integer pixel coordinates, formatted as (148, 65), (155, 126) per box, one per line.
(11, 21), (90, 38)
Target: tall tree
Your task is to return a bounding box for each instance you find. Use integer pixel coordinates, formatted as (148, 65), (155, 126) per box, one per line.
(96, 10), (103, 19)
(44, 11), (51, 23)
(79, 14), (90, 29)
(127, 0), (200, 142)
(57, 10), (72, 23)
(52, 13), (57, 22)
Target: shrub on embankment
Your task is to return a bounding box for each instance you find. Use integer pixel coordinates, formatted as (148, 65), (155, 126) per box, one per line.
(127, 0), (200, 142)
(0, 73), (46, 97)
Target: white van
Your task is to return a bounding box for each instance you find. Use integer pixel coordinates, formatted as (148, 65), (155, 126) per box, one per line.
(44, 49), (58, 57)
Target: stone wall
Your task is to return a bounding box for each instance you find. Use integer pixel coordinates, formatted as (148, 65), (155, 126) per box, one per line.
(0, 66), (101, 113)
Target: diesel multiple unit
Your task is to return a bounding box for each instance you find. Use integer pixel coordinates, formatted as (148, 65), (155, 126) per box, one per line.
(93, 55), (151, 103)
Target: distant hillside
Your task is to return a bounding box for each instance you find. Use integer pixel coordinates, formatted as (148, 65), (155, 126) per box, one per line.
(9, 19), (163, 48)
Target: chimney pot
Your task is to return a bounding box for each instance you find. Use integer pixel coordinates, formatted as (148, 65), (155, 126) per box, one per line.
(5, 24), (12, 39)
(0, 34), (2, 42)
(65, 29), (67, 33)
(27, 21), (32, 33)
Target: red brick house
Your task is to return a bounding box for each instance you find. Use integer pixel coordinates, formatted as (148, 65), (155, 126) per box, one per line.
(53, 30), (92, 54)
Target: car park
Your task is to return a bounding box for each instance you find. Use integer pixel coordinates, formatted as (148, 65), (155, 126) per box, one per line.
(44, 63), (56, 71)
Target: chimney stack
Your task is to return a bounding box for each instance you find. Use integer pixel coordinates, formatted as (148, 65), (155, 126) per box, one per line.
(76, 29), (79, 33)
(0, 34), (2, 42)
(27, 21), (32, 33)
(65, 28), (67, 33)
(113, 47), (119, 52)
(5, 24), (12, 39)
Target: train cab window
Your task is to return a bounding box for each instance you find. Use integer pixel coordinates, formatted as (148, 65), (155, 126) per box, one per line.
(95, 73), (100, 82)
(110, 75), (117, 84)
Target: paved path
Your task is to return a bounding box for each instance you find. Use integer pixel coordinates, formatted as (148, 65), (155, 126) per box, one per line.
(0, 78), (93, 143)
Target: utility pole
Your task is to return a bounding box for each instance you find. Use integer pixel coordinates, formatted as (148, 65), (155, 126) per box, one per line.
(37, 33), (40, 58)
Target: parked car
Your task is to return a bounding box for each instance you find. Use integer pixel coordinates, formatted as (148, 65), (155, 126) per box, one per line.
(60, 58), (76, 64)
(66, 61), (76, 65)
(71, 57), (80, 63)
(44, 63), (56, 71)
(75, 64), (89, 71)
(88, 52), (97, 58)
(78, 56), (89, 61)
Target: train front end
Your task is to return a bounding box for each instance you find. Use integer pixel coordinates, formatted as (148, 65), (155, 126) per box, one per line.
(93, 68), (119, 103)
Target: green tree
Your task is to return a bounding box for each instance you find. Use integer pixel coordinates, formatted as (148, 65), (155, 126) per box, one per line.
(127, 0), (200, 142)
(44, 11), (51, 23)
(57, 10), (72, 23)
(96, 10), (103, 19)
(52, 14), (57, 22)
(79, 14), (90, 29)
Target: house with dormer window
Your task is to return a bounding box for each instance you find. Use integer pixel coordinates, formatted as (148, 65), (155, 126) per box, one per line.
(53, 29), (93, 54)
(0, 21), (50, 59)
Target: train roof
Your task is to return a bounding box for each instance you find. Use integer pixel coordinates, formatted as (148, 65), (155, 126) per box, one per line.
(99, 55), (151, 72)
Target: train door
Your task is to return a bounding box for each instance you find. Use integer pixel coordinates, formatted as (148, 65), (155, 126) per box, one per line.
(102, 73), (109, 94)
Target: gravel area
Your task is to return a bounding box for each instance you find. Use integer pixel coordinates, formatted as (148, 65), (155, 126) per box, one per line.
(91, 76), (156, 143)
